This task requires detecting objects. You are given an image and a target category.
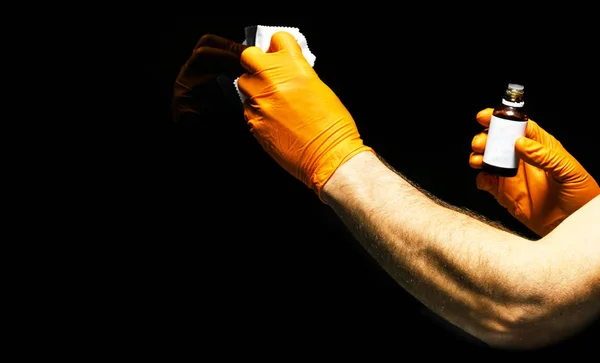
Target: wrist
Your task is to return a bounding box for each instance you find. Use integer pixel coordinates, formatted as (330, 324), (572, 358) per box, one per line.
(320, 150), (380, 203)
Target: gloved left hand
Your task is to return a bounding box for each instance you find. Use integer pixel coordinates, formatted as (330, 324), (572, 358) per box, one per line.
(237, 31), (374, 200)
(469, 108), (600, 236)
(171, 34), (247, 124)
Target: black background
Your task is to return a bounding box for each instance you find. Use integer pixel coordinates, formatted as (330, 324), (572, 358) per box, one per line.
(93, 15), (599, 356)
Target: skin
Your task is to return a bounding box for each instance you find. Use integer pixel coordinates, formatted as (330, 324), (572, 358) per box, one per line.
(321, 151), (600, 350)
(233, 31), (600, 350)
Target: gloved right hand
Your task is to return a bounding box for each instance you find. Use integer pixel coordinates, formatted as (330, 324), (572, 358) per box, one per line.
(469, 108), (600, 237)
(237, 31), (374, 201)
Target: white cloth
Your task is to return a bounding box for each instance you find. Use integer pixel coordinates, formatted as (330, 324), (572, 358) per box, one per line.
(234, 25), (316, 103)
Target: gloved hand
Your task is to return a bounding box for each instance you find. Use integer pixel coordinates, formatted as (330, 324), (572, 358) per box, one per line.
(469, 108), (600, 236)
(171, 34), (247, 124)
(237, 31), (373, 200)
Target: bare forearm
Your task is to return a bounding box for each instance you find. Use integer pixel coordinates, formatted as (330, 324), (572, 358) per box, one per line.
(321, 151), (599, 349)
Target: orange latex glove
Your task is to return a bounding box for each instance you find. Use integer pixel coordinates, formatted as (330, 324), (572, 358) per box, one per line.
(237, 31), (373, 200)
(171, 34), (247, 124)
(469, 108), (600, 236)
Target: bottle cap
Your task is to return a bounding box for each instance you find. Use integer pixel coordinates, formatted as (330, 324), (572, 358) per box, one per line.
(508, 83), (524, 90)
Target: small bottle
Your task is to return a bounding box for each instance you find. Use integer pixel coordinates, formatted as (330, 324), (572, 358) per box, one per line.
(482, 83), (528, 178)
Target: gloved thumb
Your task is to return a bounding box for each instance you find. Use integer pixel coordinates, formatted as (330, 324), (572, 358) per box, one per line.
(268, 31), (303, 56)
(476, 171), (499, 197)
(514, 137), (570, 180)
(240, 46), (266, 73)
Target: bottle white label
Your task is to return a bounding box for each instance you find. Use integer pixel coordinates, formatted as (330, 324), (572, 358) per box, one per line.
(483, 115), (528, 169)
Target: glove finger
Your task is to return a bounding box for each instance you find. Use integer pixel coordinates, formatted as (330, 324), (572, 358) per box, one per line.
(268, 31), (303, 56)
(476, 171), (499, 198)
(523, 119), (544, 143)
(194, 34), (248, 56)
(475, 108), (494, 128)
(523, 119), (560, 149)
(469, 152), (483, 169)
(239, 46), (266, 74)
(471, 131), (488, 153)
(514, 136), (577, 183)
(236, 72), (262, 102)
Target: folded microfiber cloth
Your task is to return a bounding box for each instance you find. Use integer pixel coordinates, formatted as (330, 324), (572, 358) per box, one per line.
(233, 25), (316, 103)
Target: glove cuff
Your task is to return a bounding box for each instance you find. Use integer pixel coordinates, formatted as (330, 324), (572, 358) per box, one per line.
(313, 146), (375, 204)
